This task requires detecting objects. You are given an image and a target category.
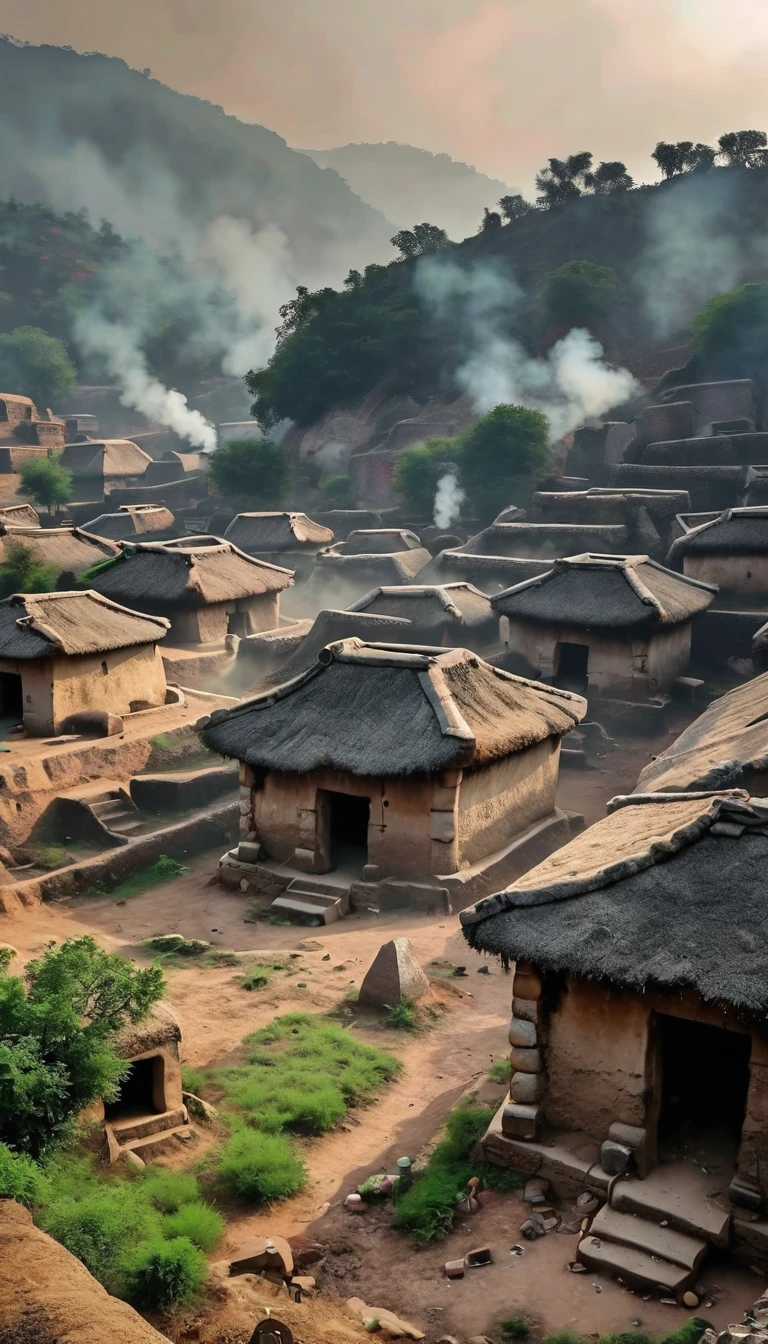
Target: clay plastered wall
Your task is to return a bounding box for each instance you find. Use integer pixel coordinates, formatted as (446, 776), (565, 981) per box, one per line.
(683, 553), (768, 595)
(50, 645), (166, 731)
(646, 622), (692, 692)
(457, 739), (559, 865)
(0, 656), (55, 735)
(174, 594), (280, 645)
(505, 619), (651, 699)
(252, 768), (435, 877)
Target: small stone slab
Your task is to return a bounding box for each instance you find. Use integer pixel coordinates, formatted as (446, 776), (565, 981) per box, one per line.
(358, 936), (429, 1006)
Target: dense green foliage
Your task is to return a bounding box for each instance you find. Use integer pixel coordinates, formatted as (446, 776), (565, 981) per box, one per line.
(690, 283), (768, 380)
(0, 938), (164, 1158)
(0, 539), (59, 599)
(393, 1104), (495, 1242)
(208, 437), (290, 502)
(0, 1142), (45, 1207)
(0, 325), (76, 409)
(537, 260), (620, 331)
(216, 1128), (307, 1202)
(394, 436), (463, 516)
(18, 453), (73, 515)
(124, 1236), (208, 1310)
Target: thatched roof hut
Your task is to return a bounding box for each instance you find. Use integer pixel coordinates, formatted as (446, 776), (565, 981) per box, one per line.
(0, 503), (39, 528)
(224, 511), (333, 554)
(348, 582), (498, 648)
(0, 526), (118, 576)
(492, 554), (716, 631)
(422, 550), (552, 592)
(459, 522), (629, 559)
(461, 789), (768, 1012)
(81, 505), (176, 542)
(303, 547), (431, 607)
(202, 639), (585, 776)
(0, 590), (169, 660)
(257, 609), (412, 688)
(60, 439), (151, 482)
(330, 529), (423, 555)
(636, 673), (768, 795)
(667, 507), (768, 567)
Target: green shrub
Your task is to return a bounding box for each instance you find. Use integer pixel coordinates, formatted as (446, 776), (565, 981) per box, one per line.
(139, 1167), (200, 1214)
(545, 1334), (583, 1344)
(216, 1129), (306, 1202)
(27, 845), (70, 871)
(163, 1199), (225, 1252)
(601, 1334), (654, 1344)
(40, 1186), (160, 1291)
(659, 1321), (713, 1344)
(181, 1067), (208, 1096)
(393, 1105), (494, 1244)
(123, 1236), (207, 1311)
(144, 933), (207, 957)
(501, 1319), (530, 1339)
(153, 855), (186, 880)
(386, 998), (417, 1030)
(238, 966), (270, 991)
(0, 1143), (44, 1207)
(488, 1058), (510, 1083)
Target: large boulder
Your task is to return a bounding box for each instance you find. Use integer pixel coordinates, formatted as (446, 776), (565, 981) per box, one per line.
(358, 937), (430, 1006)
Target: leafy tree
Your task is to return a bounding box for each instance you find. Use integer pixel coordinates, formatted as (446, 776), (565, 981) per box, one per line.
(687, 142), (717, 172)
(690, 283), (768, 379)
(18, 453), (72, 515)
(274, 285), (336, 344)
(0, 539), (59, 599)
(537, 260), (620, 331)
(584, 161), (634, 194)
(479, 207), (502, 232)
(459, 405), (550, 517)
(0, 937), (164, 1158)
(653, 140), (716, 178)
(535, 153), (593, 208)
(390, 222), (449, 260)
(718, 130), (768, 169)
(208, 437), (289, 503)
(394, 437), (463, 516)
(318, 474), (353, 507)
(0, 326), (76, 410)
(498, 194), (533, 223)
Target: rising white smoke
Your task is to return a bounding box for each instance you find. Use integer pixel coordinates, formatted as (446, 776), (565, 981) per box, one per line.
(416, 258), (638, 440)
(75, 315), (217, 451)
(433, 470), (465, 528)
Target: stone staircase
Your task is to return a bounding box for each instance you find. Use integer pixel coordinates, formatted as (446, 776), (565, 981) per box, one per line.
(88, 789), (146, 840)
(270, 877), (349, 924)
(107, 1106), (190, 1165)
(578, 1203), (709, 1296)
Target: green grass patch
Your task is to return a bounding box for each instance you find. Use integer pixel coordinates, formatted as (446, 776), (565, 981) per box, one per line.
(181, 1067), (209, 1096)
(216, 1128), (306, 1202)
(501, 1319), (530, 1339)
(163, 1199), (225, 1251)
(385, 997), (417, 1030)
(27, 844), (71, 871)
(140, 1167), (200, 1214)
(89, 855), (188, 901)
(238, 966), (271, 991)
(123, 1236), (207, 1311)
(488, 1058), (510, 1083)
(149, 732), (178, 752)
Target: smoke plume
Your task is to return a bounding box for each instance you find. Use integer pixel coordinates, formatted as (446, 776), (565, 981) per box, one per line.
(416, 258), (638, 439)
(433, 470), (465, 528)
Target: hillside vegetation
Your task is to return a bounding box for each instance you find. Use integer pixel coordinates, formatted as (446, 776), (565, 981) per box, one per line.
(303, 141), (511, 238)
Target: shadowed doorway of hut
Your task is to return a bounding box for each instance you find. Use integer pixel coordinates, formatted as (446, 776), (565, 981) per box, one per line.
(323, 790), (370, 872)
(0, 671), (22, 721)
(105, 1055), (166, 1121)
(656, 1014), (751, 1161)
(554, 642), (589, 696)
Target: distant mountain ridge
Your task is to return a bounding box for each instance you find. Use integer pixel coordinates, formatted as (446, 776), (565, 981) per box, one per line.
(302, 141), (512, 240)
(0, 37), (393, 281)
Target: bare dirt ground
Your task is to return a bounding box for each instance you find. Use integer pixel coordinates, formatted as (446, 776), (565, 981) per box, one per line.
(4, 707), (759, 1343)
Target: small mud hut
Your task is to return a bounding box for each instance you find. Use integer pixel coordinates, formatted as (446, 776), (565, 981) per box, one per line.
(202, 638), (586, 912)
(348, 583), (498, 650)
(97, 1001), (186, 1164)
(223, 511), (333, 579)
(82, 504), (176, 542)
(636, 671), (768, 795)
(0, 590), (169, 733)
(461, 789), (768, 1284)
(0, 525), (118, 578)
(59, 439), (152, 494)
(667, 506), (768, 594)
(492, 553), (716, 699)
(88, 537), (293, 644)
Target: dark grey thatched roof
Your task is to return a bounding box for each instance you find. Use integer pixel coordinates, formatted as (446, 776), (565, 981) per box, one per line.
(426, 551), (553, 591)
(309, 547), (431, 586)
(637, 674), (768, 793)
(459, 522), (629, 558)
(331, 529), (422, 555)
(60, 439), (151, 479)
(201, 639), (586, 776)
(585, 487), (691, 519)
(491, 554), (716, 629)
(461, 791), (768, 1012)
(667, 507), (768, 564)
(224, 512), (333, 552)
(88, 538), (293, 611)
(349, 583), (497, 639)
(612, 463), (744, 489)
(313, 509), (382, 535)
(260, 609), (413, 687)
(0, 591), (169, 660)
(82, 505), (175, 541)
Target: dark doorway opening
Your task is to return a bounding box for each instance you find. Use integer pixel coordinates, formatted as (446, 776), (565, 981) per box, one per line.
(328, 791), (370, 867)
(657, 1015), (750, 1151)
(105, 1055), (165, 1120)
(228, 610), (248, 637)
(0, 672), (22, 719)
(554, 642), (589, 695)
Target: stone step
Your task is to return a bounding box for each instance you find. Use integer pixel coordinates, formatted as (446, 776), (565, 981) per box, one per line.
(590, 1204), (707, 1272)
(121, 1125), (192, 1162)
(107, 816), (144, 834)
(271, 893), (341, 924)
(578, 1233), (693, 1295)
(611, 1169), (730, 1247)
(286, 876), (348, 897)
(111, 1107), (187, 1143)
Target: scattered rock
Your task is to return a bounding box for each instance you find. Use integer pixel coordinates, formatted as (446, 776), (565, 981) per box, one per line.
(347, 1300), (424, 1339)
(144, 933), (210, 956)
(322, 953), (331, 961)
(291, 1274), (316, 1295)
(683, 1292), (700, 1308)
(464, 1247), (493, 1268)
(444, 1260), (465, 1280)
(358, 936), (430, 1007)
(477, 966), (490, 975)
(229, 1235), (294, 1279)
(568, 1262), (587, 1273)
(298, 939), (324, 950)
(344, 1193), (368, 1213)
(524, 1177), (550, 1204)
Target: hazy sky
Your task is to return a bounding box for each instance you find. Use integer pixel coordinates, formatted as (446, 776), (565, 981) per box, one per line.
(5, 0), (768, 188)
